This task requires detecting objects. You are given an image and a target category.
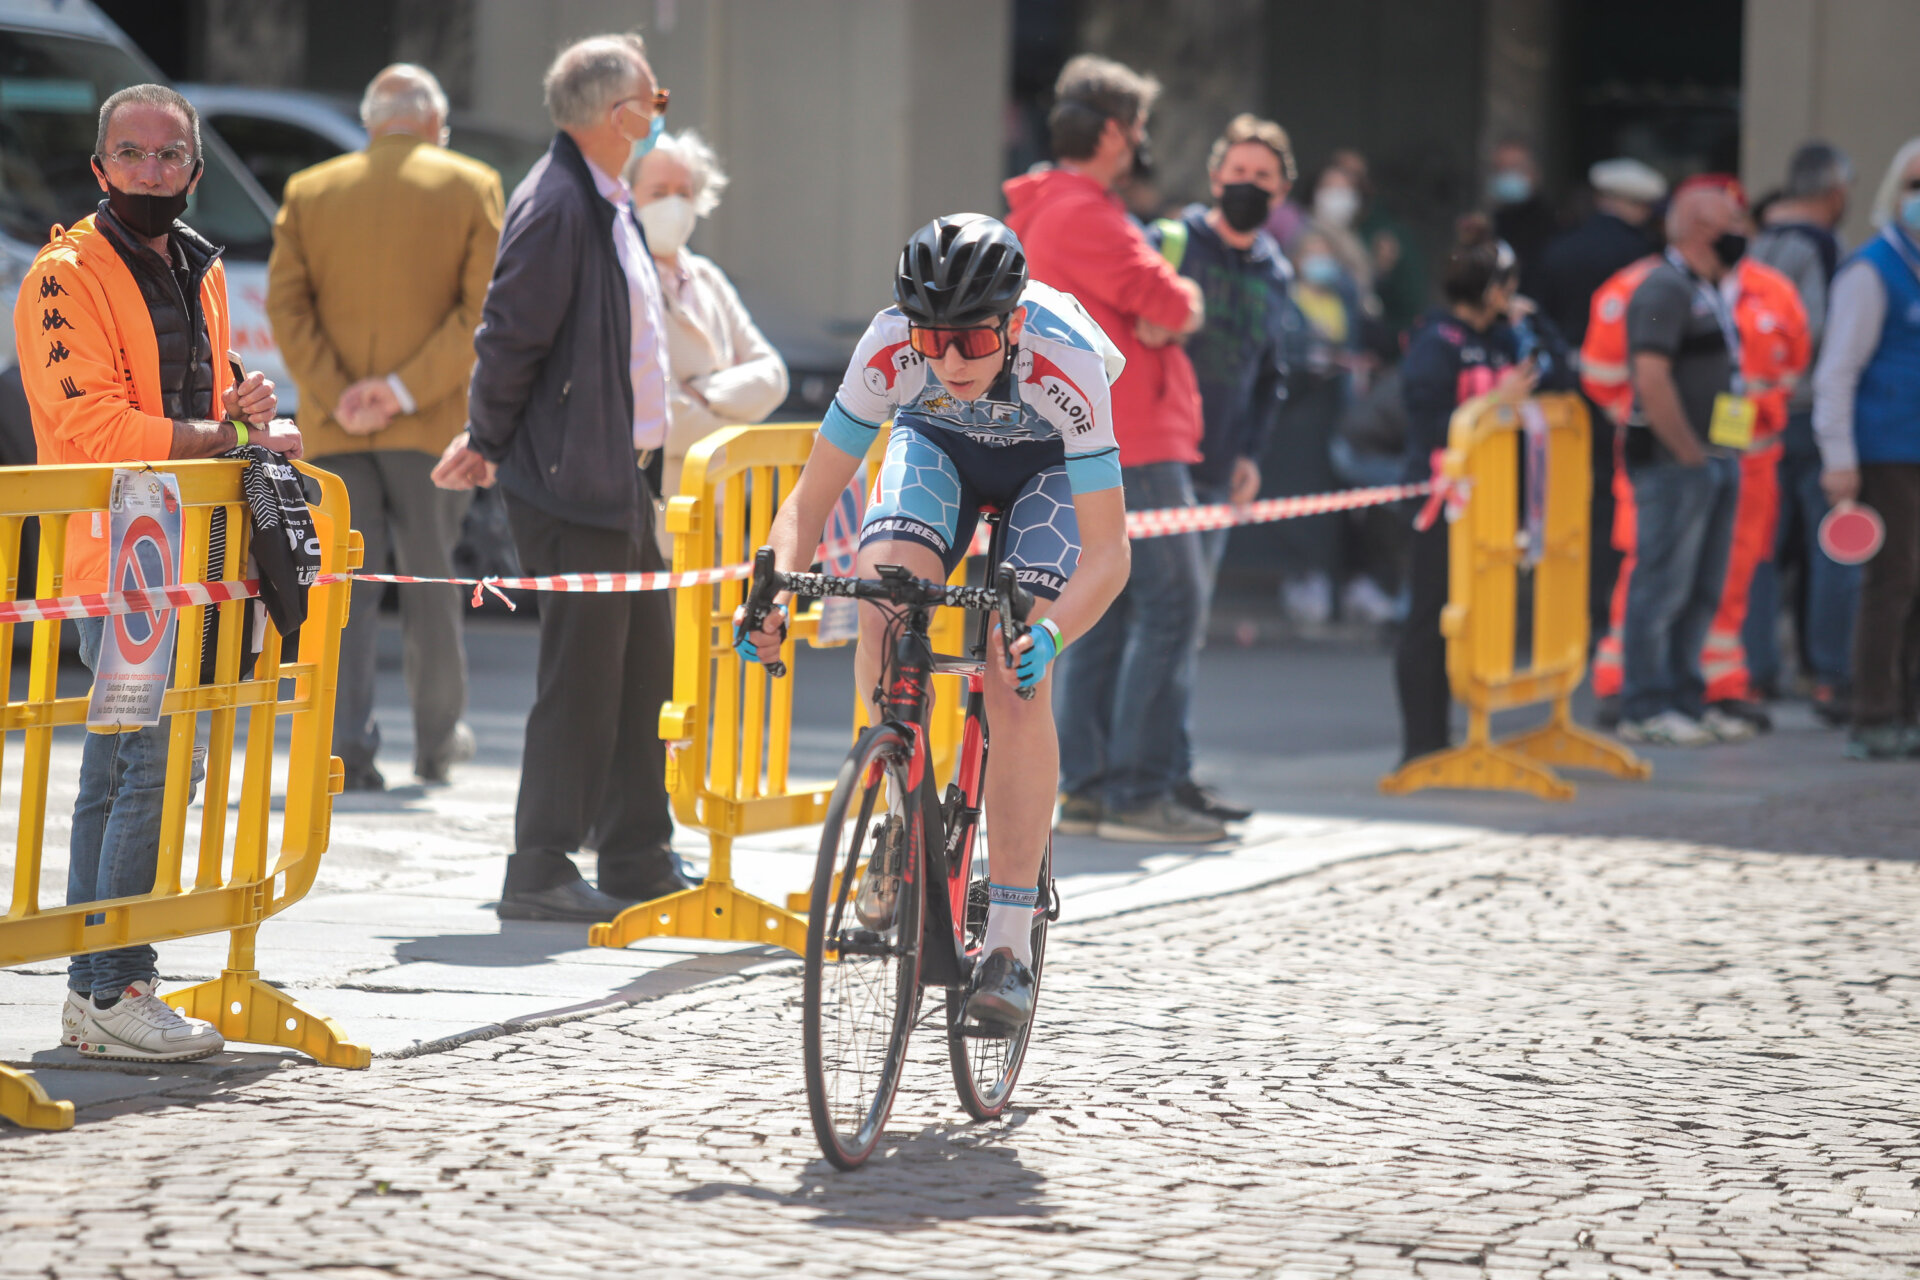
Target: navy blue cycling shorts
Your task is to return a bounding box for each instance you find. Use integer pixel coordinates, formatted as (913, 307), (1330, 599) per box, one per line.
(858, 421), (1081, 599)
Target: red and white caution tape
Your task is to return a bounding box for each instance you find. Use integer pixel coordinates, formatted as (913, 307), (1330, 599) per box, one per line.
(0, 478), (1436, 624)
(0, 578), (260, 626)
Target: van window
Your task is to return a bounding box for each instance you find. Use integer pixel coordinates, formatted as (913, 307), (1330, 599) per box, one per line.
(0, 27), (275, 258)
(206, 112), (345, 204)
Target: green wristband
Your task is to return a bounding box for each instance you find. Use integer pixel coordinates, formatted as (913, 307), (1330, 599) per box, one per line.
(1037, 616), (1065, 652)
(230, 419), (249, 447)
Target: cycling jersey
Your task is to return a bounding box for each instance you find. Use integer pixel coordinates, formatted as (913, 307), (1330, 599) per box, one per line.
(819, 281), (1125, 494)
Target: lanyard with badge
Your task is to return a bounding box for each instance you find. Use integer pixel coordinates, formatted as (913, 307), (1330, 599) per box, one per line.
(1666, 248), (1755, 450)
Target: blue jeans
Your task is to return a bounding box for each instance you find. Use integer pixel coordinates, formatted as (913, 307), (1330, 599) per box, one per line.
(1744, 437), (1860, 689)
(1056, 462), (1207, 811)
(1620, 454), (1742, 721)
(1170, 478), (1233, 786)
(66, 617), (200, 1000)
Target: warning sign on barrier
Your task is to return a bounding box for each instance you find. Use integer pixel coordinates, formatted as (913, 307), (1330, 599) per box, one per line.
(88, 469), (182, 729)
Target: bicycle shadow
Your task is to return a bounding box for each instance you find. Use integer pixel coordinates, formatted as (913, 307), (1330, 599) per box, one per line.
(674, 1115), (1052, 1229)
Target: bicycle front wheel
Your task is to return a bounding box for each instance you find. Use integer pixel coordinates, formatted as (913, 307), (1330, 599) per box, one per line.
(947, 823), (1050, 1121)
(803, 723), (925, 1170)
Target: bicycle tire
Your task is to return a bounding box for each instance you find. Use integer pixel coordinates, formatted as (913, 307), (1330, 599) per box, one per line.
(803, 722), (925, 1170)
(946, 821), (1050, 1121)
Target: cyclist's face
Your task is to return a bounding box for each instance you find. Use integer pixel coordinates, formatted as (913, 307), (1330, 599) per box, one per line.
(928, 310), (1024, 401)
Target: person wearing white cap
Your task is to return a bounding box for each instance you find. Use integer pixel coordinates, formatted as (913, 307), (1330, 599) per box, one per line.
(1536, 158), (1669, 345)
(1535, 156), (1671, 638)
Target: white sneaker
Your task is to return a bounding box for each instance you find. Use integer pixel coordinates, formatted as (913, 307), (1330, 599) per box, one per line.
(1700, 706), (1758, 742)
(1341, 576), (1399, 625)
(1617, 710), (1714, 747)
(76, 980), (223, 1062)
(1282, 573), (1332, 626)
(60, 990), (89, 1047)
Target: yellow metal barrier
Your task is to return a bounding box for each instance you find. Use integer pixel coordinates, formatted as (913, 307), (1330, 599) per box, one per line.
(1379, 392), (1650, 801)
(0, 460), (363, 1131)
(590, 422), (966, 954)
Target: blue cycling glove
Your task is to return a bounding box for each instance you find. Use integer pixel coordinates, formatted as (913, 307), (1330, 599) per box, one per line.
(733, 607), (785, 664)
(1012, 619), (1061, 690)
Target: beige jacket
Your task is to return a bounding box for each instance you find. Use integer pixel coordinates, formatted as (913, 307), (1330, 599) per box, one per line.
(266, 132), (503, 459)
(658, 249), (789, 499)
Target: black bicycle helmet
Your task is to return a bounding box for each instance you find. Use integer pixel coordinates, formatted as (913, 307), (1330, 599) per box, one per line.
(893, 214), (1028, 328)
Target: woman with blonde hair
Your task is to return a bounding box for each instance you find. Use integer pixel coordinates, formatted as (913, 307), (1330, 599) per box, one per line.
(625, 130), (789, 508)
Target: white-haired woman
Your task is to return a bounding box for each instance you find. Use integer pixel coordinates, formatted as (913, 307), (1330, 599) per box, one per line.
(625, 131), (789, 508)
(1813, 136), (1920, 761)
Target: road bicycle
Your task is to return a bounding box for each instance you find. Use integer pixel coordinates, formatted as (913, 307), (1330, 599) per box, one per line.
(740, 512), (1058, 1170)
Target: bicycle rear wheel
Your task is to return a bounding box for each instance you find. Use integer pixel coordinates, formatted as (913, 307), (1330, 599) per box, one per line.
(803, 723), (925, 1170)
(946, 816), (1050, 1121)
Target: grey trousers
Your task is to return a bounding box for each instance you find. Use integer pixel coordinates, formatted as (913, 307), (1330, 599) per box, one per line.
(318, 449), (471, 777)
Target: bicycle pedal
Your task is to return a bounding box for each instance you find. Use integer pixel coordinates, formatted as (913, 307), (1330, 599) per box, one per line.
(956, 1019), (1016, 1040)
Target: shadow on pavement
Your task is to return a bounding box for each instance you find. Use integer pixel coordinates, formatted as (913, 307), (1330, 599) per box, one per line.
(675, 1116), (1048, 1226)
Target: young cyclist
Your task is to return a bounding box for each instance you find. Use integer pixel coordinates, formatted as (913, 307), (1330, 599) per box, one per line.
(734, 214), (1130, 1027)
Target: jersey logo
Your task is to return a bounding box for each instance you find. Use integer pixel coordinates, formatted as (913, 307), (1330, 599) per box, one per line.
(862, 339), (921, 397)
(1599, 296), (1625, 322)
(39, 275), (68, 299)
(1016, 349), (1093, 436)
(59, 376), (82, 400)
(45, 341), (71, 366)
(921, 389), (958, 414)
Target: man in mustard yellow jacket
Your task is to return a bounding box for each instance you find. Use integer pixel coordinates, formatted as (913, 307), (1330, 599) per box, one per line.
(267, 65), (503, 790)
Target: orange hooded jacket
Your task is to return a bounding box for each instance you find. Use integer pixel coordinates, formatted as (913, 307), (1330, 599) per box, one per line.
(12, 214), (234, 594)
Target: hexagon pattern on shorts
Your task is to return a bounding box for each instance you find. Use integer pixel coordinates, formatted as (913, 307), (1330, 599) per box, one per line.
(865, 427), (963, 549)
(1006, 466), (1081, 584)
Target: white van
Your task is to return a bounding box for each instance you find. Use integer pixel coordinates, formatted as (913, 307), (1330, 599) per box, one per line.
(0, 0), (293, 463)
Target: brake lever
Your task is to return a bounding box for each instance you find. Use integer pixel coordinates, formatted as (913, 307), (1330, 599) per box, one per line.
(745, 546), (789, 678)
(994, 562), (1037, 702)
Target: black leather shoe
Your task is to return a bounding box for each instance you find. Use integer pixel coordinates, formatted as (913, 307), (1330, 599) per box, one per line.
(598, 856), (696, 904)
(497, 879), (635, 922)
(1173, 780), (1251, 822)
(342, 763), (386, 793)
(964, 949), (1036, 1030)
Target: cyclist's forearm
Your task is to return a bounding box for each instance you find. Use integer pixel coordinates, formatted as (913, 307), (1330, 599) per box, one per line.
(765, 437), (864, 598)
(1038, 537), (1129, 644)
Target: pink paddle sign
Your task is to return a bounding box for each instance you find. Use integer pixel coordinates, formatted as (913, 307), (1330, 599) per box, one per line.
(1819, 501), (1885, 566)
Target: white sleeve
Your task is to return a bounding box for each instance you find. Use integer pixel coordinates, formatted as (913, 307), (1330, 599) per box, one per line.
(820, 310), (917, 455)
(1812, 261), (1887, 474)
(1016, 339), (1121, 493)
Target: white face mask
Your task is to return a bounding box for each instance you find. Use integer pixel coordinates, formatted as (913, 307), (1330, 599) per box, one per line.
(1314, 185), (1359, 229)
(637, 194), (697, 256)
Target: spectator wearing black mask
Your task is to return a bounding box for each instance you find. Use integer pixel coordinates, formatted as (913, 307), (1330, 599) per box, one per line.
(1146, 112), (1296, 823)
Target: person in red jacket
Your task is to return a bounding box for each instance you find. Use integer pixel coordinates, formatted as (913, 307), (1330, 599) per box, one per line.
(1004, 54), (1224, 844)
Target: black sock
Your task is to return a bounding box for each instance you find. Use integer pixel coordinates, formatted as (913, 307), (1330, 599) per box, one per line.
(93, 993), (120, 1010)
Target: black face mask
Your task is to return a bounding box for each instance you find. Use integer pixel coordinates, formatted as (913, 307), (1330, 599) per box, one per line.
(1129, 130), (1155, 181)
(93, 157), (199, 238)
(1219, 182), (1273, 232)
(1712, 231), (1748, 270)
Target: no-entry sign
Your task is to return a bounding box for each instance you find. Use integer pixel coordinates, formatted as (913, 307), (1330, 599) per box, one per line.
(87, 471), (182, 729)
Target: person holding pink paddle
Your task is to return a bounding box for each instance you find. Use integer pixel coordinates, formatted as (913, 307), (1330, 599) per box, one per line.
(1814, 137), (1920, 761)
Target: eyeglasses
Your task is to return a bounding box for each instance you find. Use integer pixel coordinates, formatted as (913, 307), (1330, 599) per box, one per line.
(908, 323), (1007, 360)
(614, 88), (671, 120)
(101, 145), (195, 170)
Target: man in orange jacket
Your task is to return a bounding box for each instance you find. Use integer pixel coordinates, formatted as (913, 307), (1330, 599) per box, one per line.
(12, 85), (297, 1064)
(1585, 180), (1810, 728)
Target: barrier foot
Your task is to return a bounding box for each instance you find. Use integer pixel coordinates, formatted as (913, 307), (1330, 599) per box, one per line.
(1378, 740), (1575, 802)
(166, 970), (371, 1068)
(1503, 708), (1652, 781)
(0, 1063), (74, 1131)
(590, 879), (809, 954)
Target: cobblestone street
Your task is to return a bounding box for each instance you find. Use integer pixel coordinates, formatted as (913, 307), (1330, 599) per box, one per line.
(6, 833), (1920, 1279)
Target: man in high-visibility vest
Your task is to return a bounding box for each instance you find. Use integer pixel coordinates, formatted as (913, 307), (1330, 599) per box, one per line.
(1587, 177), (1811, 729)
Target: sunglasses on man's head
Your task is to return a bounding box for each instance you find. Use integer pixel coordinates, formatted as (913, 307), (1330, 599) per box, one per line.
(908, 323), (1006, 360)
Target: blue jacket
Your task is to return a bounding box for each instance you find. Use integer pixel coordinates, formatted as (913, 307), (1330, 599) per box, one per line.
(467, 132), (657, 531)
(1148, 206), (1293, 488)
(1848, 227), (1920, 466)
